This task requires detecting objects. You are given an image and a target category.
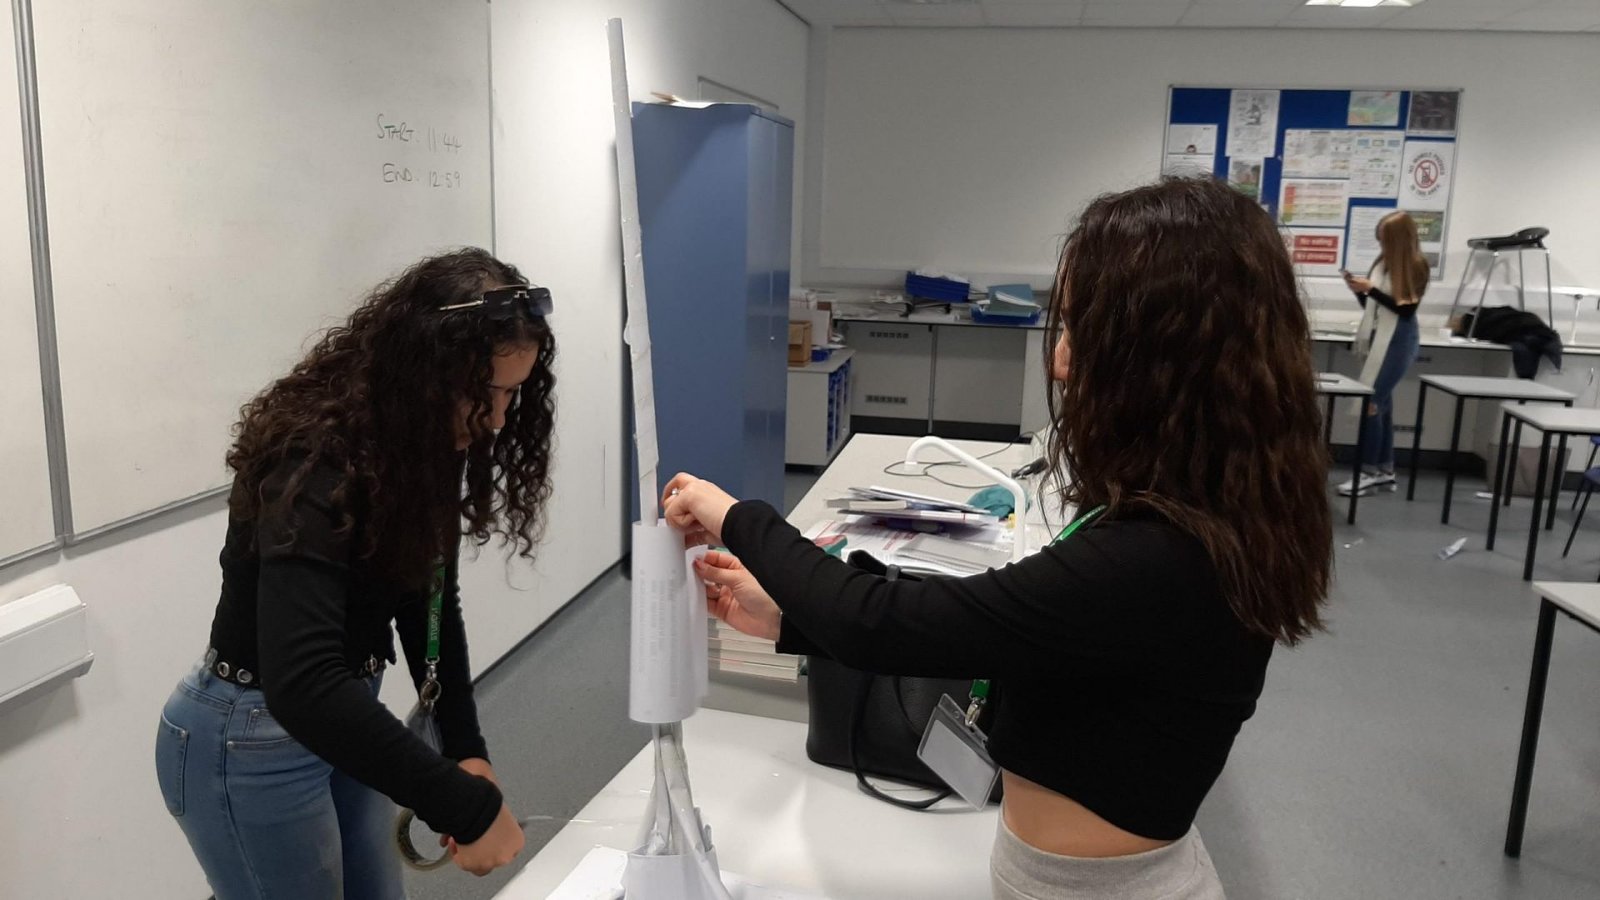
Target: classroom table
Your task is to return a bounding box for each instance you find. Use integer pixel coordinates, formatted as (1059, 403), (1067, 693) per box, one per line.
(492, 696), (1000, 899)
(1315, 373), (1374, 525)
(1404, 376), (1573, 524)
(787, 433), (1058, 551)
(1484, 405), (1600, 580)
(1504, 582), (1600, 857)
(497, 434), (1048, 898)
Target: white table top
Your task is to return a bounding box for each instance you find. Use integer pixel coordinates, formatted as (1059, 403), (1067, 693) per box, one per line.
(1532, 582), (1600, 632)
(1312, 330), (1600, 357)
(1314, 373), (1374, 397)
(1502, 403), (1600, 434)
(836, 311), (1045, 332)
(494, 709), (999, 899)
(1418, 375), (1574, 402)
(1551, 285), (1600, 300)
(787, 433), (1062, 546)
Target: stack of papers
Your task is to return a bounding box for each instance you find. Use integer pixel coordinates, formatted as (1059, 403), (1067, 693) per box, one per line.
(896, 534), (1013, 575)
(975, 283), (1042, 320)
(708, 619), (800, 681)
(826, 486), (1000, 527)
(803, 517), (1013, 578)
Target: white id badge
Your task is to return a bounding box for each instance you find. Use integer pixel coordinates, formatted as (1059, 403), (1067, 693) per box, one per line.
(917, 694), (1000, 810)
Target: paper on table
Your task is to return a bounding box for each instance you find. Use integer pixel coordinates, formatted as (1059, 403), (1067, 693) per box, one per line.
(803, 518), (1010, 574)
(630, 522), (710, 724)
(547, 846), (829, 900)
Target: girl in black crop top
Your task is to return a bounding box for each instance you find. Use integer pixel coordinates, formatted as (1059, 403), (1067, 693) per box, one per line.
(663, 178), (1333, 899)
(155, 249), (557, 896)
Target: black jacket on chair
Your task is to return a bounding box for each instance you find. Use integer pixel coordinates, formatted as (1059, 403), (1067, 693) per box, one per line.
(1455, 307), (1563, 379)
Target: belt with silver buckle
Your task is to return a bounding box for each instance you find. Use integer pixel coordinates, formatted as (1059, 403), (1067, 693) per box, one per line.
(203, 647), (386, 689)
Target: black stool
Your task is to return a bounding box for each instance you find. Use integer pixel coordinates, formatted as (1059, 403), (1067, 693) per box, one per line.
(1447, 227), (1554, 339)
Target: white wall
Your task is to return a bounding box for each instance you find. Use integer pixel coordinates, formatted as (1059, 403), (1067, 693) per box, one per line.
(808, 26), (1600, 313)
(0, 2), (806, 898)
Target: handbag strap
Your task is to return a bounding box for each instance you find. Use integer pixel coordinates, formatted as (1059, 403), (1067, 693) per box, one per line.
(847, 672), (952, 810)
(843, 562), (953, 811)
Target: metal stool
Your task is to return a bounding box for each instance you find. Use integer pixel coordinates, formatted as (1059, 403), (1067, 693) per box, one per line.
(1448, 228), (1554, 339)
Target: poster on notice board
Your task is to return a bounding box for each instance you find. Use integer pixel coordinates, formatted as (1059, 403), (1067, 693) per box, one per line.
(1283, 130), (1353, 179)
(1286, 229), (1345, 277)
(1347, 131), (1406, 199)
(1400, 141), (1453, 212)
(1348, 91), (1401, 127)
(1227, 90), (1279, 158)
(1406, 91), (1460, 136)
(1228, 158), (1263, 200)
(1346, 206), (1387, 275)
(1278, 179), (1349, 229)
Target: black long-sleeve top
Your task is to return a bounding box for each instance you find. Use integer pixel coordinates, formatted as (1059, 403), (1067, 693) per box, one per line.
(722, 500), (1272, 841)
(1355, 286), (1417, 319)
(206, 453), (501, 842)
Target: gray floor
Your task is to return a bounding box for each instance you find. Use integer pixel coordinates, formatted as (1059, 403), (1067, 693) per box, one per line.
(414, 470), (1600, 899)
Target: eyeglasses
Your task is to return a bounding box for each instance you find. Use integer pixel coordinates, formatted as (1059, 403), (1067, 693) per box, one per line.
(438, 285), (553, 319)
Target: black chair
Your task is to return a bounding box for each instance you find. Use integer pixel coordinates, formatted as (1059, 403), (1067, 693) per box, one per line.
(1448, 227), (1554, 340)
(1560, 464), (1600, 558)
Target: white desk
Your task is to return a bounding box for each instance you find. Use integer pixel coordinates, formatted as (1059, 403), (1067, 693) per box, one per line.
(788, 433), (1062, 551)
(1314, 374), (1374, 525)
(1505, 583), (1600, 858)
(1406, 375), (1574, 525)
(494, 709), (998, 899)
(1485, 404), (1600, 580)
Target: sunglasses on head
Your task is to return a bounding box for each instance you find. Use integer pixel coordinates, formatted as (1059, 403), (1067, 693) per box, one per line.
(438, 285), (553, 319)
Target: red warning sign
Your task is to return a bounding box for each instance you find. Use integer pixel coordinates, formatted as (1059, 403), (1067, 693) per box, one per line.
(1292, 233), (1341, 265)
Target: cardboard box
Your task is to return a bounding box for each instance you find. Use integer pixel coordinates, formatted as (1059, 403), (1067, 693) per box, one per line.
(787, 321), (812, 366)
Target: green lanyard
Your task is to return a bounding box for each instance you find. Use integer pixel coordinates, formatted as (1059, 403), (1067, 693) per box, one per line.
(419, 562), (446, 713)
(963, 505), (1106, 727)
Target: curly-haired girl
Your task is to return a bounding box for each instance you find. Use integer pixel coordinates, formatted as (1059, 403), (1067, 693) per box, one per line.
(154, 247), (555, 896)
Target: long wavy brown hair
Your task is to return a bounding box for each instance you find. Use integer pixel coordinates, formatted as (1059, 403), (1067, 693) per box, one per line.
(227, 247), (557, 588)
(1373, 210), (1430, 304)
(1045, 177), (1330, 645)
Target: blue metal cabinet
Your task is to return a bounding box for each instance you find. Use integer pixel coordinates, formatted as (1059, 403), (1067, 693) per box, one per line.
(631, 103), (793, 513)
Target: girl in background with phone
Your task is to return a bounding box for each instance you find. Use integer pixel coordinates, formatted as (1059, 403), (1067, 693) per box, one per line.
(1340, 212), (1429, 496)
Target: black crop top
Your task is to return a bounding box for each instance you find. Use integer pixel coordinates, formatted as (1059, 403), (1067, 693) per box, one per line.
(206, 453), (501, 843)
(721, 500), (1272, 841)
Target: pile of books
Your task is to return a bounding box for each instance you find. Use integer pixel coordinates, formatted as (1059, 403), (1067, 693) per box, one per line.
(708, 617), (800, 681)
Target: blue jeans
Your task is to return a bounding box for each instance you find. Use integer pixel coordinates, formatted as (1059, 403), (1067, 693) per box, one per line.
(1362, 315), (1421, 471)
(155, 660), (404, 900)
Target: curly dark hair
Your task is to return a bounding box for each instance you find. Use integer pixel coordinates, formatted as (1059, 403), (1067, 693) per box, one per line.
(1045, 177), (1330, 645)
(227, 247), (556, 588)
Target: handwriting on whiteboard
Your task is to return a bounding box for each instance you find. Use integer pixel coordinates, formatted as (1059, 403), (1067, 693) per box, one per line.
(375, 112), (465, 189)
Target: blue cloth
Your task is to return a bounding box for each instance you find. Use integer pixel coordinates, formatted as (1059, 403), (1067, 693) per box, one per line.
(969, 485), (1021, 518)
(1362, 314), (1420, 470)
(155, 661), (404, 900)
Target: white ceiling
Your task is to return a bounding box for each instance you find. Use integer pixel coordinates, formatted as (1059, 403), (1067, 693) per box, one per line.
(785, 0), (1600, 32)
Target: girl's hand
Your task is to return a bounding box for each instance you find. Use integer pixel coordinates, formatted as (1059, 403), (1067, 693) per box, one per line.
(1347, 276), (1373, 293)
(661, 473), (739, 547)
(450, 803), (524, 876)
(695, 551), (781, 642)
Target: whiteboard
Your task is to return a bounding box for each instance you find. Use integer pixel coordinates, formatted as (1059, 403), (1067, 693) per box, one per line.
(32, 0), (493, 535)
(0, 13), (56, 561)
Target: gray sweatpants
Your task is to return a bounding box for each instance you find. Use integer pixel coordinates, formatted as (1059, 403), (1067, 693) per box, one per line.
(991, 815), (1227, 900)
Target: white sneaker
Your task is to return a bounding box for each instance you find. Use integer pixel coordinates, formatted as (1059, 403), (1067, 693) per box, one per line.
(1337, 471), (1395, 496)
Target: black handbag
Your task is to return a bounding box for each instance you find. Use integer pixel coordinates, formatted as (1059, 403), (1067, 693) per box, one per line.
(803, 551), (1001, 810)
